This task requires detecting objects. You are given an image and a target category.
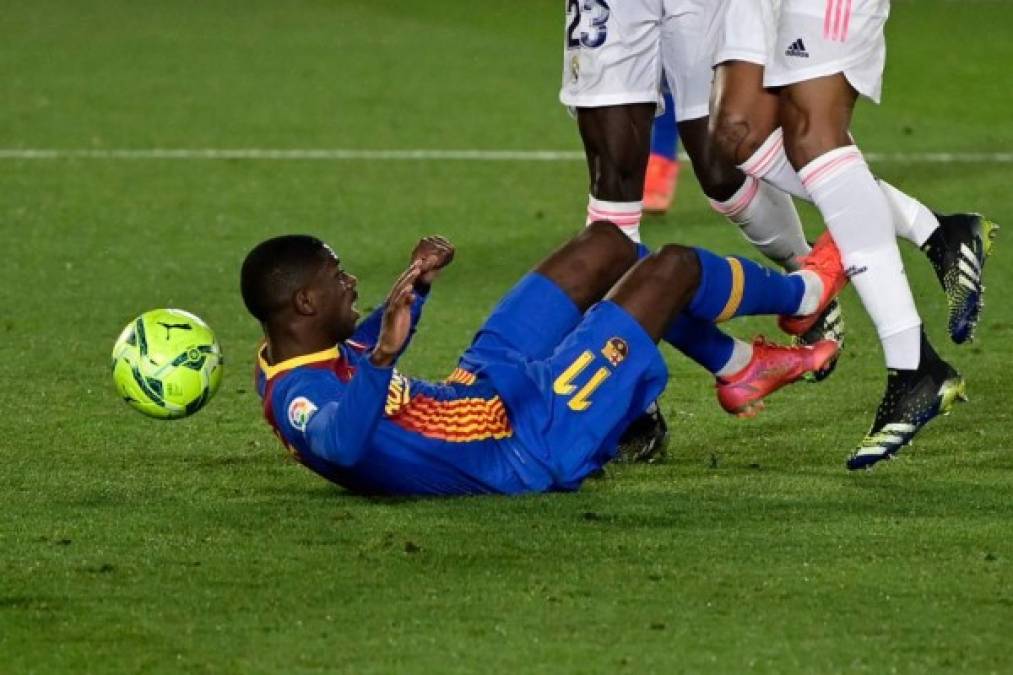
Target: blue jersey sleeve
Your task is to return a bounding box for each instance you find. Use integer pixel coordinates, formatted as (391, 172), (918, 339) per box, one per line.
(349, 287), (429, 352)
(302, 358), (394, 467)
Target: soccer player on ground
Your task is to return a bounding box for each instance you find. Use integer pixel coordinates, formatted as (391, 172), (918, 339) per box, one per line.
(241, 224), (845, 496)
(707, 0), (998, 469)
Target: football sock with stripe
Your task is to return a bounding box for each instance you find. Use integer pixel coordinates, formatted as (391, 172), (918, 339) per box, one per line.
(587, 195), (642, 243)
(640, 241), (739, 375)
(738, 128), (808, 200)
(688, 247), (808, 322)
(709, 176), (810, 271)
(741, 130), (943, 250)
(800, 146), (922, 370)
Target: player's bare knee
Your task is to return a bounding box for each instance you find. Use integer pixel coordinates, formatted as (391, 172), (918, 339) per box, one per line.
(654, 244), (701, 288)
(780, 92), (854, 168)
(710, 109), (767, 166)
(585, 220), (637, 266)
(690, 151), (746, 202)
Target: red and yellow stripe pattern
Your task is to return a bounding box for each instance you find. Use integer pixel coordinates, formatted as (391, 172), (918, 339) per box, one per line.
(444, 367), (477, 385)
(390, 393), (512, 442)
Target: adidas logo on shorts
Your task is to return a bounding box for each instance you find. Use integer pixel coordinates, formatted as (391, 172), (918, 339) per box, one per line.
(785, 38), (810, 58)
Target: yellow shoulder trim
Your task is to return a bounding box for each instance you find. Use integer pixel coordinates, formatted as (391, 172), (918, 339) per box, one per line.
(258, 343), (341, 380)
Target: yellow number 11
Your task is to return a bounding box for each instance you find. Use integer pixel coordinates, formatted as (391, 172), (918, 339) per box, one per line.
(552, 350), (610, 411)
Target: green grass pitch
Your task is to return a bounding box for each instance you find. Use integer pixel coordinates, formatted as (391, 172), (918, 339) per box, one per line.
(1, 1), (1011, 672)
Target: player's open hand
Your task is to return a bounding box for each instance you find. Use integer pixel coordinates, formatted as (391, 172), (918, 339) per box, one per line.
(410, 235), (455, 287)
(370, 262), (422, 368)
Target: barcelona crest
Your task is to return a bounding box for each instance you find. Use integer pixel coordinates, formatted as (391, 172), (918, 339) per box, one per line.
(601, 337), (629, 366)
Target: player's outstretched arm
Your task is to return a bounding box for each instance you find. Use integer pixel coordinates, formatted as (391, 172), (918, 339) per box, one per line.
(350, 235), (455, 348)
(370, 262), (424, 368)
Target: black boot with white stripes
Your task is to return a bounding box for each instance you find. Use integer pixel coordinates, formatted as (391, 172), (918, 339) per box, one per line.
(922, 213), (999, 344)
(847, 332), (966, 471)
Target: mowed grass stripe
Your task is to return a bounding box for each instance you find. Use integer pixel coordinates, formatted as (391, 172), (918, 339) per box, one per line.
(1, 148), (1012, 163)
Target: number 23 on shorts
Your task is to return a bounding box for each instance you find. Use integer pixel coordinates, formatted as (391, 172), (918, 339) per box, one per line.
(566, 0), (611, 49)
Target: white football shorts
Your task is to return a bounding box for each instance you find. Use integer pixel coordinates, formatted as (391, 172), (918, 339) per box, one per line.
(559, 0), (721, 121)
(764, 0), (890, 103)
(712, 0), (778, 67)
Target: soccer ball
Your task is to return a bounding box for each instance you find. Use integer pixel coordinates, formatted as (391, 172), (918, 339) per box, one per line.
(111, 308), (224, 419)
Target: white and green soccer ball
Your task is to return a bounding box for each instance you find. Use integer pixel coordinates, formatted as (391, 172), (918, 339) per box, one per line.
(111, 308), (224, 419)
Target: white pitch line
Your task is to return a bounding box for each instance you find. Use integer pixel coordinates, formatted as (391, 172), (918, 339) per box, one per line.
(0, 148), (587, 161)
(0, 148), (1010, 163)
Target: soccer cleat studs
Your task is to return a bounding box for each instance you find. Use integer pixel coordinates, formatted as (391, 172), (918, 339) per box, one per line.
(922, 213), (999, 344)
(846, 343), (967, 470)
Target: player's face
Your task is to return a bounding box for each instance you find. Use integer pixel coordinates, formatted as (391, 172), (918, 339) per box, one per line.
(312, 256), (359, 339)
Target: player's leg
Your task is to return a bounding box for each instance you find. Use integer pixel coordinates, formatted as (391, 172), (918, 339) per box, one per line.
(679, 238), (845, 327)
(613, 237), (847, 348)
(457, 221), (640, 384)
(662, 0), (807, 259)
(708, 0), (811, 200)
(681, 114), (812, 274)
(704, 0), (844, 380)
(577, 103), (656, 242)
(664, 312), (837, 418)
(715, 65), (996, 347)
(664, 1), (845, 385)
(534, 220), (639, 311)
(530, 226), (842, 420)
(559, 0), (671, 457)
(526, 233), (848, 486)
(772, 1), (965, 468)
(610, 241), (842, 415)
(561, 0), (662, 243)
(880, 181), (999, 344)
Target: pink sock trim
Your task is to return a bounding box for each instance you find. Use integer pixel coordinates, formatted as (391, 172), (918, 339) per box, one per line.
(709, 177), (760, 218)
(799, 146), (866, 191)
(586, 196), (642, 239)
(739, 129), (785, 179)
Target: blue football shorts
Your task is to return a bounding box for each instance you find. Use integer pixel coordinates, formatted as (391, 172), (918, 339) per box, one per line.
(459, 273), (669, 489)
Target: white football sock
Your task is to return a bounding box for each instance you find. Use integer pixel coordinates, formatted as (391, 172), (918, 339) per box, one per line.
(790, 270), (824, 316)
(877, 179), (940, 247)
(737, 128), (809, 200)
(709, 176), (810, 271)
(800, 146), (922, 370)
(715, 338), (753, 378)
(882, 328), (924, 370)
(740, 132), (942, 250)
(587, 195), (642, 243)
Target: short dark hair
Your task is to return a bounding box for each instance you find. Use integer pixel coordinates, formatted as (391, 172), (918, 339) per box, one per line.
(240, 235), (330, 322)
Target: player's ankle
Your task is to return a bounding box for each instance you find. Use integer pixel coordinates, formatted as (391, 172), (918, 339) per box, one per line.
(792, 270), (824, 316)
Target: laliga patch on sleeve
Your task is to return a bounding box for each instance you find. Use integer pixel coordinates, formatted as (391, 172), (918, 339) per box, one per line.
(288, 396), (319, 432)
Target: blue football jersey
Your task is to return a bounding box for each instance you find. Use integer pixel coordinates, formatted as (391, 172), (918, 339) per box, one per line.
(255, 296), (554, 496)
